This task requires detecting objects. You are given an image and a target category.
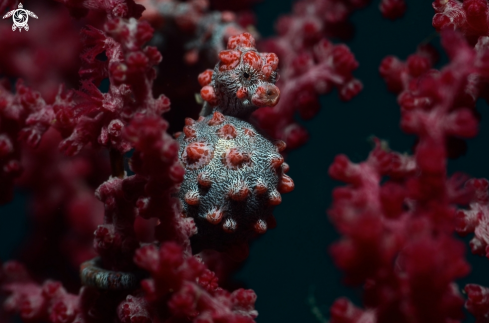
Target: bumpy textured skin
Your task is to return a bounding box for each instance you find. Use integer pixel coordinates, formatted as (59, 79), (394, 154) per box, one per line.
(176, 33), (293, 252)
(176, 112), (290, 251)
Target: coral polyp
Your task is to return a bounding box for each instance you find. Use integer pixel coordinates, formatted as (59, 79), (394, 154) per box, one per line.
(176, 33), (294, 252)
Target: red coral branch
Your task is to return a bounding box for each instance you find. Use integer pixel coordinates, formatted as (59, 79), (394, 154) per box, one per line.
(134, 242), (258, 322)
(328, 30), (481, 323)
(455, 178), (489, 321)
(55, 18), (170, 156)
(433, 0), (489, 45)
(0, 80), (54, 204)
(124, 115), (188, 249)
(1, 261), (82, 323)
(59, 18), (185, 272)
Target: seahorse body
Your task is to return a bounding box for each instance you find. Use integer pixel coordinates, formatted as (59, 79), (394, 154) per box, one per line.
(177, 32), (294, 252)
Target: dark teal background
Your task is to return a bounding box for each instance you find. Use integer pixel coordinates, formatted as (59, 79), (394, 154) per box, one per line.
(2, 1), (489, 322)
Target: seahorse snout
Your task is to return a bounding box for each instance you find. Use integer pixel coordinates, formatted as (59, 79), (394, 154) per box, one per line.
(251, 83), (280, 107)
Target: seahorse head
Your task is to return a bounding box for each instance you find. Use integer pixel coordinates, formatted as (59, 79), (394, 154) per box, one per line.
(198, 32), (280, 119)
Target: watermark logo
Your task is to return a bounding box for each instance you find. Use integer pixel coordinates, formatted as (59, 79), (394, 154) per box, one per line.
(2, 3), (38, 32)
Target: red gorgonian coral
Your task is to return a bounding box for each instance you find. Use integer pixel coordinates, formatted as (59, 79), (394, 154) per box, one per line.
(327, 2), (489, 320)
